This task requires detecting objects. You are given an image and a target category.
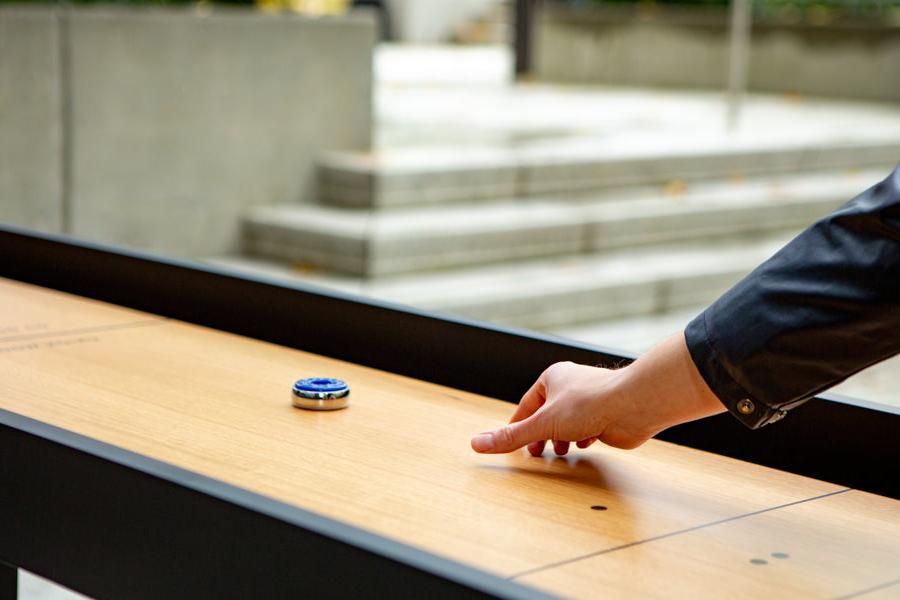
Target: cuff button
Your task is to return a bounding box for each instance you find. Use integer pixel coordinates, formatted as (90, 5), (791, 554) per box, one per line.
(737, 398), (756, 415)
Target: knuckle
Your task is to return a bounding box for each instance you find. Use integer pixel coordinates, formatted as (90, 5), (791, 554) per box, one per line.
(496, 426), (515, 446)
(544, 361), (572, 378)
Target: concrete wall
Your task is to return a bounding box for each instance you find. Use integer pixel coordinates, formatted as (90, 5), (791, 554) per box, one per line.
(0, 6), (374, 257)
(386, 0), (498, 43)
(534, 7), (900, 102)
(536, 17), (728, 89)
(749, 26), (900, 101)
(0, 9), (63, 233)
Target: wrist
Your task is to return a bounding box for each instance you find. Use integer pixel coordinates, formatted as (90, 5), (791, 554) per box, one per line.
(615, 332), (726, 437)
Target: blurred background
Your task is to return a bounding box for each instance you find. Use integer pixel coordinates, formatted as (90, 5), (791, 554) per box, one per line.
(2, 0), (899, 596)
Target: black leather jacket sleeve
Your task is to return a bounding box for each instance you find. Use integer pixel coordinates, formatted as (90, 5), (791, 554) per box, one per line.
(684, 165), (900, 428)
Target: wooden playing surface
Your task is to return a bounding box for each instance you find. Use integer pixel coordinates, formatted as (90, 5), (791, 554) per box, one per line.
(2, 277), (898, 599)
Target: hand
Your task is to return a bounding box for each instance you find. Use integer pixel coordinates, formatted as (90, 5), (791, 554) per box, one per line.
(470, 332), (726, 455)
(470, 361), (648, 456)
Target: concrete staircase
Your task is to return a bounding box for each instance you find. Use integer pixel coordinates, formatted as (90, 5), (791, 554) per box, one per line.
(224, 140), (895, 330)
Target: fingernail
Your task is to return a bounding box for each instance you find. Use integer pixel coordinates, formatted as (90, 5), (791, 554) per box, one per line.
(471, 433), (495, 452)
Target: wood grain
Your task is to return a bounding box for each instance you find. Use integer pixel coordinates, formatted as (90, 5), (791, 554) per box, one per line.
(2, 278), (897, 597)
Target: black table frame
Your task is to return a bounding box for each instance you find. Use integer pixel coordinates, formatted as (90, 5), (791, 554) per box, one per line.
(1, 225), (897, 599)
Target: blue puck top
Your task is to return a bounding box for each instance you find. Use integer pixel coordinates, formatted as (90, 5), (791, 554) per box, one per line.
(293, 378), (349, 394)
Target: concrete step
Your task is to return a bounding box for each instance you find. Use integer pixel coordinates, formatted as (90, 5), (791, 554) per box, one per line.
(210, 234), (791, 331)
(319, 138), (900, 208)
(244, 168), (884, 277)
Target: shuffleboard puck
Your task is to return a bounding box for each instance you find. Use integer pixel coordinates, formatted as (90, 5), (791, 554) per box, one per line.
(292, 377), (350, 411)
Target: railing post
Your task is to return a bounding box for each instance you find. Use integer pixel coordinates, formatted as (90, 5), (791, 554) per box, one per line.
(514, 0), (535, 78)
(726, 0), (752, 131)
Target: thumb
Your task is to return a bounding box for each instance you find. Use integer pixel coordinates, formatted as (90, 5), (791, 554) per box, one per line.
(471, 414), (546, 454)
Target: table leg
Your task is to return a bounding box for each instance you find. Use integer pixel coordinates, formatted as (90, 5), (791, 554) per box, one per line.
(0, 561), (16, 600)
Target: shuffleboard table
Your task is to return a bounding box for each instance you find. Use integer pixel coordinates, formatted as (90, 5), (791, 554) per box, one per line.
(1, 225), (898, 599)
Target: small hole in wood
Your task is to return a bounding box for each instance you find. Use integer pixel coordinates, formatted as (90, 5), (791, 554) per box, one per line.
(750, 558), (768, 565)
(590, 505), (607, 511)
(771, 552), (789, 559)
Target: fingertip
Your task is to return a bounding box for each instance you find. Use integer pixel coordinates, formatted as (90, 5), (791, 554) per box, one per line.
(471, 433), (495, 453)
(553, 440), (570, 456)
(527, 440), (546, 457)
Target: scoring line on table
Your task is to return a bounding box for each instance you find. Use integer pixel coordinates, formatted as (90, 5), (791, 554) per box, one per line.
(833, 576), (900, 600)
(508, 487), (852, 580)
(0, 318), (168, 346)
